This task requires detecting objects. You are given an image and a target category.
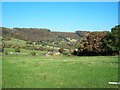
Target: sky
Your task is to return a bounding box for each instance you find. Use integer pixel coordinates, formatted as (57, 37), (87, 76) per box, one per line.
(2, 2), (118, 32)
(1, 0), (120, 2)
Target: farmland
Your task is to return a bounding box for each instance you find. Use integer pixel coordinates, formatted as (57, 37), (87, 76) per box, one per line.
(1, 25), (120, 88)
(1, 2), (119, 89)
(2, 49), (118, 88)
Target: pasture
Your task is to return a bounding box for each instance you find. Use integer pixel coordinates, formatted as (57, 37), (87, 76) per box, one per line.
(2, 48), (118, 88)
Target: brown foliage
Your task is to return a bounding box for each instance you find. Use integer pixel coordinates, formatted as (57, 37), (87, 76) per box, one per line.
(78, 32), (108, 53)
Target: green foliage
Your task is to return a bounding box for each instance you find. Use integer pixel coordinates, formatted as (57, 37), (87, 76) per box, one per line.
(4, 51), (8, 55)
(75, 26), (120, 55)
(4, 43), (12, 48)
(15, 48), (20, 53)
(31, 51), (36, 56)
(62, 50), (70, 55)
(3, 38), (26, 49)
(26, 41), (32, 45)
(103, 25), (120, 51)
(1, 27), (88, 50)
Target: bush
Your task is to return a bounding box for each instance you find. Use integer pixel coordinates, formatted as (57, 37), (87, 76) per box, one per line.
(15, 48), (20, 53)
(4, 43), (12, 48)
(59, 48), (64, 54)
(4, 51), (8, 55)
(31, 51), (36, 56)
(62, 51), (70, 55)
(73, 50), (78, 55)
(26, 41), (32, 45)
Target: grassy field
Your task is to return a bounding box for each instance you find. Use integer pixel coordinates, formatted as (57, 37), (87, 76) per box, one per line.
(3, 38), (27, 47)
(2, 48), (118, 88)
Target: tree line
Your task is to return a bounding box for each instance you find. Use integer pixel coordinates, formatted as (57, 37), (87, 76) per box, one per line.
(73, 25), (120, 56)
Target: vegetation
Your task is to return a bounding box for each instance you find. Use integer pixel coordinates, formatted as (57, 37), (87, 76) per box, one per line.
(74, 25), (120, 56)
(15, 48), (20, 53)
(76, 32), (108, 56)
(1, 25), (120, 56)
(103, 25), (120, 52)
(1, 25), (119, 88)
(2, 50), (118, 88)
(1, 27), (89, 49)
(59, 48), (64, 54)
(31, 51), (37, 56)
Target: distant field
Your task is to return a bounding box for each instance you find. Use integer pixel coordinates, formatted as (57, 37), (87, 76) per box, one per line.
(3, 38), (27, 47)
(2, 49), (118, 88)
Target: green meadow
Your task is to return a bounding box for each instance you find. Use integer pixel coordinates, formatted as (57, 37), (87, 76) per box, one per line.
(1, 2), (119, 89)
(2, 48), (118, 88)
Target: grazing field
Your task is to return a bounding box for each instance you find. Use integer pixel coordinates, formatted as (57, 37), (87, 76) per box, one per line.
(2, 50), (118, 88)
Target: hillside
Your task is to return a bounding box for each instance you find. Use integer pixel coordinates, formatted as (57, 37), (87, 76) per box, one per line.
(0, 27), (90, 49)
(1, 27), (89, 42)
(1, 25), (119, 55)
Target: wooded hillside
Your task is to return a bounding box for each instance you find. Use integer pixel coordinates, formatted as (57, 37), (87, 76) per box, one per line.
(1, 27), (89, 42)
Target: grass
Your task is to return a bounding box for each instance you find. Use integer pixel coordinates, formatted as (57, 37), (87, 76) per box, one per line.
(3, 38), (26, 47)
(4, 48), (47, 55)
(2, 48), (118, 88)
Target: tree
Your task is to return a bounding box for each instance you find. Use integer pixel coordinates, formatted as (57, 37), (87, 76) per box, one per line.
(103, 25), (120, 52)
(76, 32), (108, 55)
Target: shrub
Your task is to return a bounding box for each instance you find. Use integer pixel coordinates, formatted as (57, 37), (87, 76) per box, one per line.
(31, 51), (36, 56)
(73, 50), (78, 55)
(4, 43), (12, 48)
(5, 51), (8, 55)
(15, 48), (20, 53)
(62, 51), (69, 55)
(59, 48), (64, 54)
(26, 41), (32, 45)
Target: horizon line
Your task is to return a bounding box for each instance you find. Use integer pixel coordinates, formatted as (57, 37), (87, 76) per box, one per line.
(1, 26), (111, 32)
